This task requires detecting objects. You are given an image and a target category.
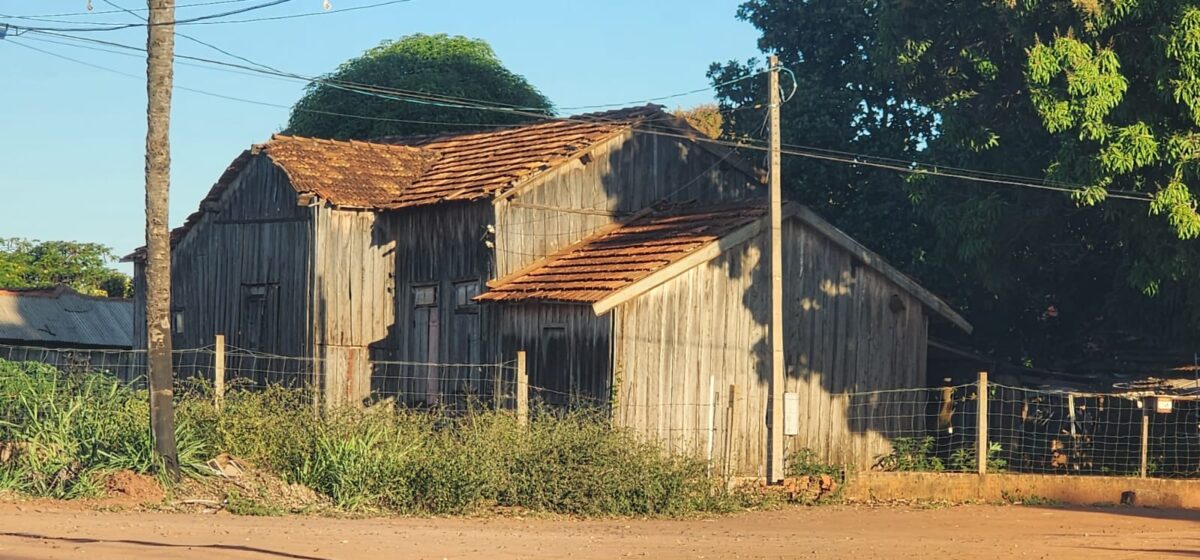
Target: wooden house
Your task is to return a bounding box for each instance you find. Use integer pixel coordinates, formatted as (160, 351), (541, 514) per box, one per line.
(127, 106), (759, 399)
(127, 105), (970, 474)
(479, 201), (971, 473)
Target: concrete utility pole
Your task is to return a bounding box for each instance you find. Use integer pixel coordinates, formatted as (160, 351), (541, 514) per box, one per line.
(767, 54), (785, 484)
(145, 0), (179, 480)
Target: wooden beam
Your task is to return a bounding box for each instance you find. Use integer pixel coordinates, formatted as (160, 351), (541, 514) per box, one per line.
(790, 204), (973, 333)
(591, 219), (764, 315)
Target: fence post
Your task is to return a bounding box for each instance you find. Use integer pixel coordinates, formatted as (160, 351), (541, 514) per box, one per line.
(516, 351), (528, 427)
(977, 371), (988, 476)
(1140, 398), (1149, 479)
(725, 383), (740, 480)
(214, 334), (226, 412)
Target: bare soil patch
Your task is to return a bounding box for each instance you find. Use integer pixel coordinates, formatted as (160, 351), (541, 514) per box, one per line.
(102, 471), (164, 503)
(0, 503), (1194, 559)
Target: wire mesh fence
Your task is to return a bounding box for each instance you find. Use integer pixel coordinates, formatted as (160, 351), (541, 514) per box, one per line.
(844, 383), (982, 472)
(0, 344), (518, 415)
(852, 380), (1200, 478)
(991, 384), (1200, 478)
(2, 344), (1197, 478)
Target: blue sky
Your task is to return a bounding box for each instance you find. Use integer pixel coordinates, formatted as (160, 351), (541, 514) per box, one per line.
(0, 0), (761, 271)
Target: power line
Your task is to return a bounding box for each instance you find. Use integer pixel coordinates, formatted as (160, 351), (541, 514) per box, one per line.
(1, 0), (414, 32)
(6, 0), (256, 19)
(6, 31), (1155, 203)
(2, 39), (521, 129)
(1, 0), (298, 32)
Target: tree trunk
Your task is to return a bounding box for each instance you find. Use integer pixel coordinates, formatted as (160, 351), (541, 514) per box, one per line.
(145, 0), (178, 480)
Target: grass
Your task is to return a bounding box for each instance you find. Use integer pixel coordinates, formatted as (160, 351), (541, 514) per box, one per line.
(0, 359), (736, 516)
(0, 360), (210, 498)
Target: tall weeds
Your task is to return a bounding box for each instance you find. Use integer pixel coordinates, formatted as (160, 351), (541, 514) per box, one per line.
(1, 359), (730, 515)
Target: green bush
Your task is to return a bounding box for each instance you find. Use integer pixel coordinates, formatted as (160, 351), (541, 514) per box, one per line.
(876, 437), (944, 472)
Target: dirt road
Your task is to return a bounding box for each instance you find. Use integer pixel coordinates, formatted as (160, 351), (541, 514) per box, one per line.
(0, 502), (1195, 559)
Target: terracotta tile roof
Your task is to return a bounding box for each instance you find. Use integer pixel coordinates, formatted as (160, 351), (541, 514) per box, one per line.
(123, 105), (756, 261)
(262, 136), (439, 207)
(375, 105), (663, 208)
(477, 203), (768, 304)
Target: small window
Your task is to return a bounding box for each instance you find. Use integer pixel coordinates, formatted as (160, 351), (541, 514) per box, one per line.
(454, 280), (480, 312)
(413, 285), (437, 308)
(172, 308), (185, 335)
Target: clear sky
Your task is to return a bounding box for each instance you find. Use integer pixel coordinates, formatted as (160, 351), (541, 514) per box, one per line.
(0, 0), (761, 272)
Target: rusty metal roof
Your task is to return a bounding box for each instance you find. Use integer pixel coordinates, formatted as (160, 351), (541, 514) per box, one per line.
(0, 286), (133, 348)
(477, 203), (768, 304)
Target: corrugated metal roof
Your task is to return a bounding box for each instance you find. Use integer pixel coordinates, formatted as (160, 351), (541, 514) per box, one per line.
(0, 286), (133, 348)
(477, 203), (768, 304)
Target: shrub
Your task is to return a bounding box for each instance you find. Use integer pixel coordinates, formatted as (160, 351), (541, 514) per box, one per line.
(875, 437), (944, 472)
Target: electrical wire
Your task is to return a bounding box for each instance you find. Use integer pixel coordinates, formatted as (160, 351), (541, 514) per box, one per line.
(2, 39), (521, 129)
(1, 0), (413, 32)
(6, 0), (257, 19)
(5, 31), (1156, 203)
(1, 0), (298, 32)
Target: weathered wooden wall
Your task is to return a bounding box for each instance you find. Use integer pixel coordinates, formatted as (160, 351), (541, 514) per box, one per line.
(496, 303), (612, 407)
(782, 219), (929, 471)
(132, 155), (315, 387)
(612, 218), (931, 475)
(309, 206), (391, 404)
(612, 239), (769, 476)
(367, 202), (498, 406)
(492, 130), (762, 277)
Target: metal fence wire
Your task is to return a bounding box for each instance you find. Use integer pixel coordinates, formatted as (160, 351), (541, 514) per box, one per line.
(851, 380), (1200, 479)
(0, 344), (517, 414)
(2, 345), (1198, 479)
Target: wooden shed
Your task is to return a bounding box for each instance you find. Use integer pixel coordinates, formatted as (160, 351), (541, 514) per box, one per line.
(127, 106), (760, 402)
(126, 103), (970, 474)
(479, 201), (972, 475)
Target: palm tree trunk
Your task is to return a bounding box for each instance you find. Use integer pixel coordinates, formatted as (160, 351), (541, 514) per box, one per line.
(145, 0), (178, 480)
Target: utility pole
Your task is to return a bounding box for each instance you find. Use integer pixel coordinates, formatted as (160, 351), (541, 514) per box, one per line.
(767, 54), (785, 484)
(145, 0), (179, 480)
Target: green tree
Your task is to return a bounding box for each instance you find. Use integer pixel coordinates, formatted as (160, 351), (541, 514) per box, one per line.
(714, 0), (1200, 366)
(286, 34), (553, 139)
(0, 239), (130, 298)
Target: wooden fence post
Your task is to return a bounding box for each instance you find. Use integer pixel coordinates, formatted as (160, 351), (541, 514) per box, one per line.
(214, 334), (226, 412)
(1140, 398), (1149, 479)
(977, 371), (988, 476)
(724, 384), (740, 481)
(516, 351), (528, 428)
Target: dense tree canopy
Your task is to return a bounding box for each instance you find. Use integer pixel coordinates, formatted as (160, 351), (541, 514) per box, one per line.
(0, 239), (129, 298)
(286, 34), (553, 139)
(712, 0), (1200, 367)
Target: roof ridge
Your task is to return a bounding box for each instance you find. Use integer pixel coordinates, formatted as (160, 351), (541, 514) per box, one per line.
(372, 104), (665, 147)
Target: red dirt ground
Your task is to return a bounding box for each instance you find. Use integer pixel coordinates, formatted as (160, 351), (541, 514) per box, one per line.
(0, 502), (1195, 559)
